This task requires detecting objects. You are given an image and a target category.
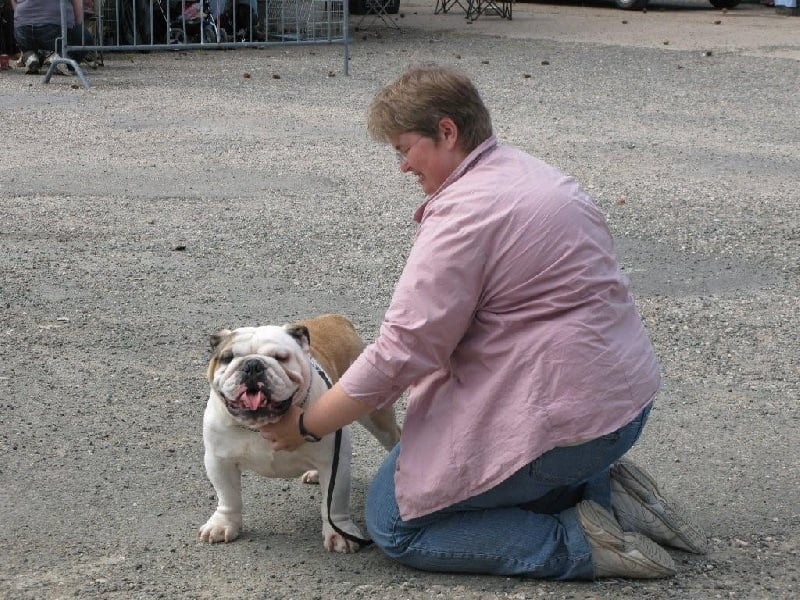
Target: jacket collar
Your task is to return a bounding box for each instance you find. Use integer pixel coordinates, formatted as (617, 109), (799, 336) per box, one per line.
(413, 135), (498, 223)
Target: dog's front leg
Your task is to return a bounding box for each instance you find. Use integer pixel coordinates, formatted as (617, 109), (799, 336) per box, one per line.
(198, 452), (244, 543)
(316, 428), (367, 553)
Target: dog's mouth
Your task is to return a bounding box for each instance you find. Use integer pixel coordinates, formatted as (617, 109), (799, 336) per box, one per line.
(222, 383), (294, 421)
(236, 383), (269, 411)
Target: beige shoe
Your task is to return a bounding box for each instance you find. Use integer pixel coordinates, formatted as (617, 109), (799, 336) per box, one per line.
(610, 458), (708, 554)
(577, 500), (676, 579)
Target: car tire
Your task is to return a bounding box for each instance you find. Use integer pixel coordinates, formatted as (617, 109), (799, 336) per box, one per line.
(709, 0), (741, 7)
(615, 0), (644, 9)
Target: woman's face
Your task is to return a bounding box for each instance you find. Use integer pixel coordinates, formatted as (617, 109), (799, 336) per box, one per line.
(392, 121), (468, 196)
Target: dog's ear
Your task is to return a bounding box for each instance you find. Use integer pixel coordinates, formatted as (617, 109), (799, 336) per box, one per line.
(207, 330), (233, 384)
(210, 329), (232, 351)
(285, 324), (311, 352)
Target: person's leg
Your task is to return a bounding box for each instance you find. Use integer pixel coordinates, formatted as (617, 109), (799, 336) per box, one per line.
(14, 25), (43, 73)
(366, 404), (656, 579)
(36, 24), (62, 55)
(13, 25), (33, 56)
(464, 402), (652, 515)
(64, 25), (95, 63)
(582, 403), (648, 502)
(366, 443), (592, 579)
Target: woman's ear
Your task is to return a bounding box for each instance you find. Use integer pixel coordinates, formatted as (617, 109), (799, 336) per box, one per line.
(438, 117), (460, 149)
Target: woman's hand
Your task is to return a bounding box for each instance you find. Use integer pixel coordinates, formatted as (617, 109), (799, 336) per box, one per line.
(260, 404), (306, 452)
(259, 383), (374, 452)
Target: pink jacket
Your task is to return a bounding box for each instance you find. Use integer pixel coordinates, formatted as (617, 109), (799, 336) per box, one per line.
(339, 136), (661, 520)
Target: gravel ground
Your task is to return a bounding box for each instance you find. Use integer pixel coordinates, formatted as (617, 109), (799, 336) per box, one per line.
(1, 2), (798, 599)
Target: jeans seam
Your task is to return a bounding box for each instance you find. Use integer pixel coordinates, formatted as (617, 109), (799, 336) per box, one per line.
(388, 510), (406, 553)
(403, 543), (584, 573)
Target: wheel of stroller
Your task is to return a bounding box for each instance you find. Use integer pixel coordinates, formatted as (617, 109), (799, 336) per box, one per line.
(169, 28), (185, 44)
(202, 23), (220, 43)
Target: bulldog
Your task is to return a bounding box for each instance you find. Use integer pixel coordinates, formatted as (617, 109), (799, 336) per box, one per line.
(198, 314), (401, 553)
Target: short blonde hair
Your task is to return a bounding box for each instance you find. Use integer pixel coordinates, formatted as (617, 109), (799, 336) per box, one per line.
(367, 65), (493, 153)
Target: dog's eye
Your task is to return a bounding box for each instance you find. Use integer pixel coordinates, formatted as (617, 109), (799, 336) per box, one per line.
(274, 351), (289, 363)
(218, 350), (234, 364)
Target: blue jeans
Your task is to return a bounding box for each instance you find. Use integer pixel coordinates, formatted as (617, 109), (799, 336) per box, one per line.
(365, 403), (652, 580)
(14, 24), (95, 63)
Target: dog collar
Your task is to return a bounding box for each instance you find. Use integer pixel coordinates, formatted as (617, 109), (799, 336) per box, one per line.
(309, 356), (333, 389)
(297, 355), (333, 442)
(297, 357), (332, 442)
(295, 356), (333, 409)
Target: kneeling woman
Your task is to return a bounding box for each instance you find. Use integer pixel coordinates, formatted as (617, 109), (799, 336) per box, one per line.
(261, 65), (707, 581)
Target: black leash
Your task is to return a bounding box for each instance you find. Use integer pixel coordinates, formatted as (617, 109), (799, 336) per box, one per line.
(327, 429), (373, 547)
(310, 359), (373, 548)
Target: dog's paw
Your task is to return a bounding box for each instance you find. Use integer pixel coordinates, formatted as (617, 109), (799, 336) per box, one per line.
(198, 511), (242, 543)
(301, 469), (319, 484)
(323, 522), (365, 553)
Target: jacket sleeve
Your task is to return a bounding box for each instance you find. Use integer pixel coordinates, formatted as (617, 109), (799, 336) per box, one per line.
(339, 198), (490, 408)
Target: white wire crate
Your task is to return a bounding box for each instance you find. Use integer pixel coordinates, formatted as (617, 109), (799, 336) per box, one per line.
(266, 0), (345, 42)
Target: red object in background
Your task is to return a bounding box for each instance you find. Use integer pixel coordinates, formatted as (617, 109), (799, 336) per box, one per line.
(0, 54), (10, 70)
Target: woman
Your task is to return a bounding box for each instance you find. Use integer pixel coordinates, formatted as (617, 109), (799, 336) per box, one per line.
(261, 65), (707, 580)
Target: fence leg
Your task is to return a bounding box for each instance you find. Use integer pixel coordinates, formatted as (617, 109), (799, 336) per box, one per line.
(42, 55), (90, 89)
(42, 0), (90, 88)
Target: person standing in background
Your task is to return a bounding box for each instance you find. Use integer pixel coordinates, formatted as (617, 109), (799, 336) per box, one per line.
(1, 0), (20, 61)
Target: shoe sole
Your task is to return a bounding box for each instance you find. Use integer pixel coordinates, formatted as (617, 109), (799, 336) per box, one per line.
(578, 499), (625, 545)
(612, 459), (708, 553)
(617, 532), (676, 579)
(578, 501), (676, 579)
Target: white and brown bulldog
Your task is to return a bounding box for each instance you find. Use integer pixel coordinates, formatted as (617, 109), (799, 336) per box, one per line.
(198, 314), (401, 553)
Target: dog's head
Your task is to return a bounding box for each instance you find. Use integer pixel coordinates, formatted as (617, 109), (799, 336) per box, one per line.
(207, 324), (312, 427)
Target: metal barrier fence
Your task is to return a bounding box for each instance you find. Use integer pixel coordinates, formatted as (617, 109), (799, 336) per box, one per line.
(47, 0), (350, 88)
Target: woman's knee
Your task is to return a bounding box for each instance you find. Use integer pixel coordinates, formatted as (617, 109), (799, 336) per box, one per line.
(365, 448), (414, 557)
(365, 511), (416, 560)
(365, 475), (402, 554)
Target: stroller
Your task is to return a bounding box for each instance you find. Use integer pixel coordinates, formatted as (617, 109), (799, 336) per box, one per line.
(168, 0), (261, 44)
(168, 0), (225, 44)
(219, 0), (263, 43)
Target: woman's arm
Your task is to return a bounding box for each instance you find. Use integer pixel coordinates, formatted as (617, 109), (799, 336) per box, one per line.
(260, 382), (373, 451)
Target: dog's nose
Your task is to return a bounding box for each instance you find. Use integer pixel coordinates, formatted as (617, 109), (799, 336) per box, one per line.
(242, 359), (265, 379)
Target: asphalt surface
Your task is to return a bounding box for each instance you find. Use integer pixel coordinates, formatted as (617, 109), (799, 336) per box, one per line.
(1, 2), (798, 599)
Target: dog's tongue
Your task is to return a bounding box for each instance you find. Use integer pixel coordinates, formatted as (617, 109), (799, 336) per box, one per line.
(241, 390), (266, 411)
